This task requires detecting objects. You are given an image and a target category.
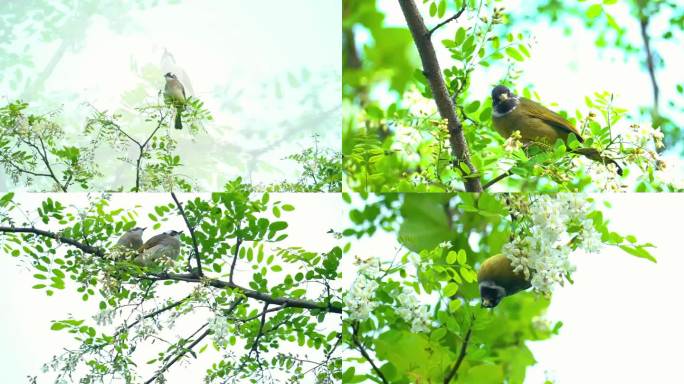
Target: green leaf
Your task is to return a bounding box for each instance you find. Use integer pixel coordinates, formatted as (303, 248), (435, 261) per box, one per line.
(586, 4), (602, 18)
(505, 47), (524, 62)
(444, 282), (459, 296)
(51, 323), (67, 331)
(618, 245), (656, 263)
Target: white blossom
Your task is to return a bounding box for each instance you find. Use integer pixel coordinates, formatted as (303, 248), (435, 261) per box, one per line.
(208, 314), (231, 346)
(93, 308), (116, 326)
(395, 287), (432, 333)
(503, 194), (600, 294)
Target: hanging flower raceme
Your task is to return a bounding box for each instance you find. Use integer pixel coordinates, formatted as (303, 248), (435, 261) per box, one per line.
(344, 255), (433, 333)
(344, 257), (382, 321)
(502, 194), (603, 295)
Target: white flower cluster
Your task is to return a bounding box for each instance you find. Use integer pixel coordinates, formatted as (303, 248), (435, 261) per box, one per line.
(624, 123), (664, 150)
(208, 314), (231, 346)
(503, 194), (603, 295)
(395, 287), (432, 333)
(571, 156), (622, 192)
(404, 88), (438, 116)
(344, 257), (381, 321)
(504, 130), (523, 152)
(93, 308), (117, 326)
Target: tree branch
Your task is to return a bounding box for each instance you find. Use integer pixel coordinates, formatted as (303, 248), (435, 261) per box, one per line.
(144, 323), (209, 384)
(229, 231), (242, 285)
(143, 298), (241, 384)
(248, 302), (270, 360)
(483, 169), (513, 190)
(351, 322), (388, 384)
(170, 192), (203, 275)
(146, 272), (341, 314)
(0, 226), (103, 256)
(443, 324), (473, 384)
(398, 0), (482, 192)
(638, 14), (659, 116)
(119, 294), (191, 334)
(0, 225), (340, 314)
(426, 1), (467, 39)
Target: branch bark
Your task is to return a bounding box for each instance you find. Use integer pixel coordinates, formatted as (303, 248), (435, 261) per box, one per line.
(0, 226), (103, 256)
(0, 226), (340, 314)
(443, 324), (473, 383)
(638, 14), (659, 117)
(398, 0), (482, 192)
(147, 272), (341, 314)
(351, 322), (388, 384)
(170, 192), (203, 275)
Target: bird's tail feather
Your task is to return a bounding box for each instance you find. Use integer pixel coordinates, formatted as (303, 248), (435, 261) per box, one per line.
(573, 147), (623, 176)
(174, 108), (182, 130)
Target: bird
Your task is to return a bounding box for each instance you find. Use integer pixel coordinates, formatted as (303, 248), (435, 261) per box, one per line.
(160, 48), (195, 96)
(477, 254), (531, 308)
(164, 73), (186, 130)
(116, 227), (146, 250)
(491, 85), (623, 175)
(134, 230), (182, 267)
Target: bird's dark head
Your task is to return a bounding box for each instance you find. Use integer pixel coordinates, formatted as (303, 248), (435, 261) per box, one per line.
(131, 227), (146, 233)
(164, 72), (177, 80)
(479, 280), (507, 308)
(491, 85), (519, 117)
(165, 230), (182, 237)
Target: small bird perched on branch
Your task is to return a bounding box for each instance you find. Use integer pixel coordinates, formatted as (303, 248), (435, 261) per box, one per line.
(164, 73), (186, 130)
(134, 230), (182, 267)
(477, 254), (531, 308)
(116, 227), (146, 250)
(491, 85), (623, 175)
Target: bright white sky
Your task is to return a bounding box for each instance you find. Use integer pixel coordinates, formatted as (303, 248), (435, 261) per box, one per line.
(1, 0), (341, 190)
(344, 194), (684, 384)
(0, 193), (344, 383)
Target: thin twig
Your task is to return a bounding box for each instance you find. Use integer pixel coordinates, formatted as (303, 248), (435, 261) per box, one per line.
(483, 169), (513, 190)
(351, 322), (388, 384)
(639, 15), (659, 116)
(229, 233), (242, 284)
(143, 323), (210, 384)
(170, 192), (203, 275)
(443, 324), (473, 384)
(426, 1), (467, 39)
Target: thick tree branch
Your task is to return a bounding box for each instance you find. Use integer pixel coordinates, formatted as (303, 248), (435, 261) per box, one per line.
(170, 192), (203, 275)
(0, 226), (103, 256)
(398, 0), (482, 192)
(0, 226), (340, 314)
(146, 272), (341, 314)
(443, 324), (473, 384)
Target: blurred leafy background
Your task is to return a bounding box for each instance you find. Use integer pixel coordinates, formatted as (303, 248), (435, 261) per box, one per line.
(0, 0), (341, 191)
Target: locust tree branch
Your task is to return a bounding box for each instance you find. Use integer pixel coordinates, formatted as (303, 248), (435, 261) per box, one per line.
(398, 0), (482, 192)
(170, 192), (203, 275)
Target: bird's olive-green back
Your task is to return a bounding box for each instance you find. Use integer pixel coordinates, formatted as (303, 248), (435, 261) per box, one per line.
(493, 98), (583, 145)
(477, 254), (531, 296)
